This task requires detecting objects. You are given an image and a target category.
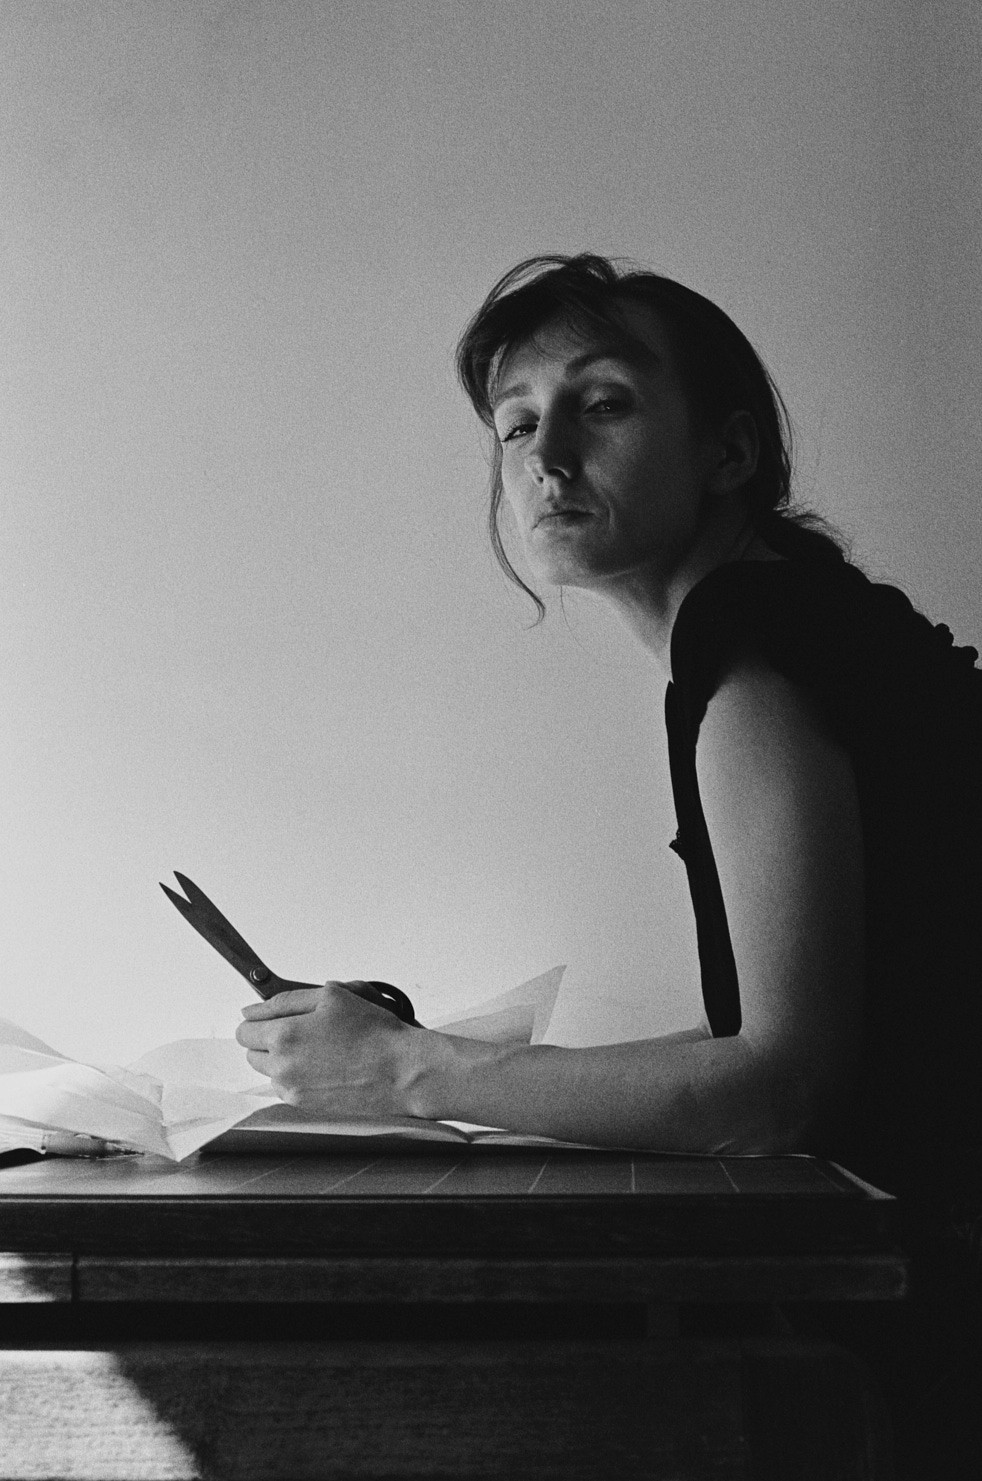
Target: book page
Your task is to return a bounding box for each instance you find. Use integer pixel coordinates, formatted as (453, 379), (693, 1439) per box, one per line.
(208, 1102), (473, 1154)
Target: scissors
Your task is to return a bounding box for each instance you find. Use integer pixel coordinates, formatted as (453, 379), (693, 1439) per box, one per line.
(160, 872), (418, 1024)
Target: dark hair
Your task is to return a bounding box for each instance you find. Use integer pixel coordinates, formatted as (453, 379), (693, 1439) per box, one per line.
(456, 253), (846, 616)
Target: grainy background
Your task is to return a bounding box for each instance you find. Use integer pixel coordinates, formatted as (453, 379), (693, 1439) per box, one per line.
(2, 0), (978, 1062)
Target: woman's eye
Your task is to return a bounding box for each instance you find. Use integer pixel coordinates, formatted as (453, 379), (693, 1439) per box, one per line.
(499, 419), (536, 443)
(587, 396), (627, 415)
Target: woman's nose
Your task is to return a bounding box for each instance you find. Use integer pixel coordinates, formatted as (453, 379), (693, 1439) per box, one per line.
(524, 415), (578, 482)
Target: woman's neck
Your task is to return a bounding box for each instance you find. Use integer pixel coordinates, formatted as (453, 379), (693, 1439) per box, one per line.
(599, 514), (780, 676)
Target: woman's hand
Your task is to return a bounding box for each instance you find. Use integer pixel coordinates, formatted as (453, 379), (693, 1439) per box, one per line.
(235, 982), (421, 1118)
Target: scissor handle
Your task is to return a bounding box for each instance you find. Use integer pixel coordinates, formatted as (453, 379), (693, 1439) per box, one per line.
(249, 973), (417, 1025)
(358, 980), (418, 1025)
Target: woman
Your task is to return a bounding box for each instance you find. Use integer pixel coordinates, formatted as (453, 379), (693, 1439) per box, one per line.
(237, 254), (982, 1212)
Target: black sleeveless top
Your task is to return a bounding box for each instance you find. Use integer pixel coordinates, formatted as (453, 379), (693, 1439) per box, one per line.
(665, 558), (982, 1203)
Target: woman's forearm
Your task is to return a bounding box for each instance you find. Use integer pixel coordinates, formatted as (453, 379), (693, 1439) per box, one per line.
(403, 1026), (817, 1154)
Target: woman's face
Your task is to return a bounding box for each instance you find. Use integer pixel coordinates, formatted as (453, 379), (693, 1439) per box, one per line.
(493, 305), (719, 596)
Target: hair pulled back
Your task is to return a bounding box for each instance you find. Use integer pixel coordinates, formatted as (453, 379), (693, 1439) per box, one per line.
(456, 253), (845, 615)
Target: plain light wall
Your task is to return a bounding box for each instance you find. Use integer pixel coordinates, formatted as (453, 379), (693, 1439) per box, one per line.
(2, 0), (979, 1063)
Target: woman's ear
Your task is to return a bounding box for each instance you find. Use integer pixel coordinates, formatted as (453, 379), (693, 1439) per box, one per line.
(709, 410), (759, 497)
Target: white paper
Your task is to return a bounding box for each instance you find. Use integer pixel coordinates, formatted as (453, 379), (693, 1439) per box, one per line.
(0, 1021), (279, 1160)
(429, 965), (564, 1044)
(0, 968), (565, 1162)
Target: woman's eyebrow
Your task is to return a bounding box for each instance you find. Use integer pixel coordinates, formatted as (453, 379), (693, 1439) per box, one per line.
(493, 345), (660, 410)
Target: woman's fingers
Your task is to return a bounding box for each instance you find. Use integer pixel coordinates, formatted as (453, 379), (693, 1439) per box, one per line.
(240, 987), (323, 1020)
(233, 978), (410, 1118)
(244, 1048), (271, 1075)
(237, 981), (371, 1056)
(236, 1019), (273, 1051)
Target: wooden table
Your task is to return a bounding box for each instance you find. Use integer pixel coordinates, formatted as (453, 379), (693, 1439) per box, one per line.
(0, 1148), (905, 1479)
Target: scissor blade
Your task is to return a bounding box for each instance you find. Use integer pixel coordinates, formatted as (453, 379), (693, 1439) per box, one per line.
(161, 873), (270, 984)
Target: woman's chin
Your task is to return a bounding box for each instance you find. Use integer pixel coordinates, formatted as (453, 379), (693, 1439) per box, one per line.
(522, 533), (620, 590)
(527, 553), (588, 587)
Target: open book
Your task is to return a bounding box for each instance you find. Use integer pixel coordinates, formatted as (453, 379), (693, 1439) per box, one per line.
(210, 1102), (591, 1155)
(0, 968), (576, 1161)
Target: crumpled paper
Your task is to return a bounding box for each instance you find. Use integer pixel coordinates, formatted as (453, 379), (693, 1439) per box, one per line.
(0, 967), (564, 1161)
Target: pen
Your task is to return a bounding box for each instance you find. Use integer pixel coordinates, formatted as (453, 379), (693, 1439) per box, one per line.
(39, 1132), (135, 1158)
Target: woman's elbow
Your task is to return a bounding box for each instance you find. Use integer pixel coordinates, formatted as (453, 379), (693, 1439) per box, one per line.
(720, 1037), (850, 1155)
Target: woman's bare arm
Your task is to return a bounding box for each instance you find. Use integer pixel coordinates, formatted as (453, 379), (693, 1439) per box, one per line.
(238, 660), (865, 1154)
(695, 656), (865, 1136)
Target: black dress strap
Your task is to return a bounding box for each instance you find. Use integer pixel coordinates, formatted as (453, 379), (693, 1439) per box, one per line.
(664, 678), (741, 1036)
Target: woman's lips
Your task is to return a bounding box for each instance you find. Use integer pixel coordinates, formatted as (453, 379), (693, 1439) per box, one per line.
(535, 509), (591, 528)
